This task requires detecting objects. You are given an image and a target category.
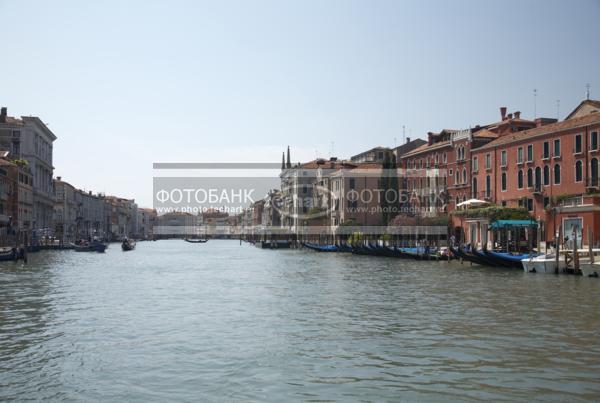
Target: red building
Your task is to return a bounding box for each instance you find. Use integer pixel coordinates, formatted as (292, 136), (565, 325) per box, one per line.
(399, 108), (537, 216)
(398, 98), (600, 248)
(470, 99), (600, 246)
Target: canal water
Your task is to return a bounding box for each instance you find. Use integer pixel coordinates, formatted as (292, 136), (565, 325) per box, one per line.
(1, 240), (599, 401)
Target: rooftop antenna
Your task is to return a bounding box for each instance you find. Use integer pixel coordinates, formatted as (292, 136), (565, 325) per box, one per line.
(533, 88), (538, 119)
(402, 125), (406, 144)
(586, 83), (591, 100)
(556, 99), (560, 120)
(394, 136), (397, 148)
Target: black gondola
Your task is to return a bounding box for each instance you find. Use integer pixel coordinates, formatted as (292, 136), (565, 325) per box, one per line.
(184, 238), (209, 243)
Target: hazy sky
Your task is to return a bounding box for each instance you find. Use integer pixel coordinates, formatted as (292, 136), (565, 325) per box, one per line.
(1, 0), (598, 207)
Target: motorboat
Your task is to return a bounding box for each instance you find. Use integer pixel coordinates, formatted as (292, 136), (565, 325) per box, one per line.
(521, 254), (566, 273)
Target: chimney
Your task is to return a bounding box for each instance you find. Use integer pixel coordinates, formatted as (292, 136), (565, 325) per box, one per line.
(57, 176), (62, 181)
(89, 190), (92, 195)
(0, 107), (7, 123)
(514, 111), (521, 119)
(427, 132), (434, 146)
(507, 113), (513, 120)
(406, 137), (411, 144)
(500, 107), (507, 121)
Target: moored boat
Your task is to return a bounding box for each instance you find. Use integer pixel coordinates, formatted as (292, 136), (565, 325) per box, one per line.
(0, 247), (21, 261)
(303, 242), (338, 252)
(484, 250), (538, 269)
(72, 240), (107, 253)
(521, 254), (566, 273)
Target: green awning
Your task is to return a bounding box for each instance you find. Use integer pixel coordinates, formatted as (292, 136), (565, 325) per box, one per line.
(490, 219), (537, 229)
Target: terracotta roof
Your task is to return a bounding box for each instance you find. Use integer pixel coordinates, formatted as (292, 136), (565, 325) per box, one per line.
(565, 99), (600, 120)
(393, 138), (427, 156)
(401, 140), (452, 158)
(474, 112), (600, 152)
(472, 129), (499, 139)
(351, 162), (383, 169)
(296, 159), (357, 169)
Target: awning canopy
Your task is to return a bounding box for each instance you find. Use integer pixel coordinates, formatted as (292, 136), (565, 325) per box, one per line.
(490, 219), (537, 229)
(456, 199), (489, 208)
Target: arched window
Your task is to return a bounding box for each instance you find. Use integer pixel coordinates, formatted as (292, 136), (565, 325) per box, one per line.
(575, 160), (583, 182)
(462, 168), (466, 184)
(455, 170), (459, 184)
(518, 170), (524, 189)
(527, 168), (533, 188)
(501, 172), (507, 191)
(543, 165), (550, 185)
(554, 164), (561, 185)
(485, 175), (491, 197)
(472, 177), (478, 198)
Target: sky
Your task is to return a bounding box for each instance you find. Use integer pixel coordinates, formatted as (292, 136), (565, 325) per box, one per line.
(1, 0), (599, 208)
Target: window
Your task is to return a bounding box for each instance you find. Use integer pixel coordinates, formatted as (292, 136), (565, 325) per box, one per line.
(501, 150), (507, 167)
(554, 139), (561, 157)
(591, 131), (599, 150)
(527, 168), (533, 188)
(527, 198), (534, 212)
(517, 147), (523, 163)
(575, 134), (582, 153)
(485, 175), (491, 197)
(501, 200), (507, 207)
(501, 172), (507, 191)
(554, 164), (561, 184)
(443, 153), (447, 163)
(462, 168), (467, 184)
(472, 156), (478, 172)
(349, 178), (355, 189)
(527, 144), (533, 162)
(575, 161), (583, 182)
(449, 169), (453, 176)
(518, 170), (524, 189)
(543, 165), (550, 186)
(544, 197), (550, 208)
(543, 141), (550, 159)
(485, 153), (491, 169)
(455, 171), (459, 184)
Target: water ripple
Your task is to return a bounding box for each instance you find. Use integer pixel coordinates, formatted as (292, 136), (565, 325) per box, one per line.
(0, 240), (599, 401)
